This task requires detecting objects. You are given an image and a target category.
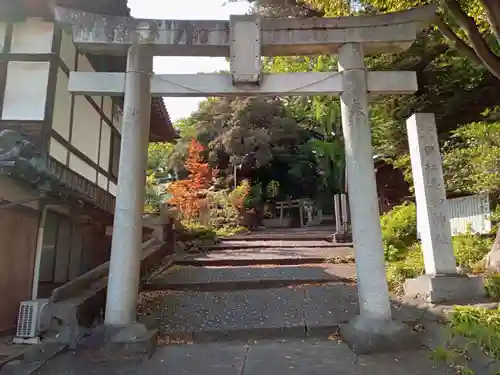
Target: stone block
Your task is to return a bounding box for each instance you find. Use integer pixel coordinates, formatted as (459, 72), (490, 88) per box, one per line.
(82, 323), (158, 358)
(404, 274), (485, 304)
(339, 315), (420, 355)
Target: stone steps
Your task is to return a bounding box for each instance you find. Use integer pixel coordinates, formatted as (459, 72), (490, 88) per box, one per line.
(137, 281), (425, 344)
(177, 246), (354, 267)
(144, 264), (357, 292)
(136, 235), (369, 344)
(206, 241), (350, 250)
(218, 234), (338, 242)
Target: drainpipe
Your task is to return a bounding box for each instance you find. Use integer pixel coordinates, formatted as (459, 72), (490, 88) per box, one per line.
(31, 204), (48, 300)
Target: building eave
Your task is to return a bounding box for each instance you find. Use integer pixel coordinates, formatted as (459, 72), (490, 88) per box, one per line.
(0, 158), (113, 218)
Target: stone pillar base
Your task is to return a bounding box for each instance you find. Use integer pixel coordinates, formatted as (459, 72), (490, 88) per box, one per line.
(83, 322), (158, 357)
(404, 274), (485, 303)
(339, 315), (419, 355)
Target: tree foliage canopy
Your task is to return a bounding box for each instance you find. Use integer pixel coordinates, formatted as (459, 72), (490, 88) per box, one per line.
(245, 0), (500, 80)
(145, 0), (500, 216)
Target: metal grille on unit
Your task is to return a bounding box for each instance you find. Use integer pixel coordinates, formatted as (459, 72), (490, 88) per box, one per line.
(16, 299), (49, 339)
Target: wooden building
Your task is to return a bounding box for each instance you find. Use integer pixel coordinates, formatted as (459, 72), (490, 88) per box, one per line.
(0, 0), (175, 334)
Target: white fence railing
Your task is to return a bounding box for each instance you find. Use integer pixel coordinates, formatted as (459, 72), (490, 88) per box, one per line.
(417, 193), (492, 237)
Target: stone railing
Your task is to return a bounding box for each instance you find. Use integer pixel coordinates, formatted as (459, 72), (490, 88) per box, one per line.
(45, 218), (175, 347)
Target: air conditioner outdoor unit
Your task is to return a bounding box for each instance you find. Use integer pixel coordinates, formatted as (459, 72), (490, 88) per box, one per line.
(13, 299), (51, 344)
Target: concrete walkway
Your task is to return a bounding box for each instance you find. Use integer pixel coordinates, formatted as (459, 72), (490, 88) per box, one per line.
(36, 339), (454, 375)
(33, 229), (454, 374)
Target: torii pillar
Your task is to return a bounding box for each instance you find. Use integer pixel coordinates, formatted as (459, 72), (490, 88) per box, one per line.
(55, 5), (436, 352)
(105, 45), (153, 327)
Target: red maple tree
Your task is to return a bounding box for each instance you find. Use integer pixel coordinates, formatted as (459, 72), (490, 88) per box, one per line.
(168, 140), (215, 220)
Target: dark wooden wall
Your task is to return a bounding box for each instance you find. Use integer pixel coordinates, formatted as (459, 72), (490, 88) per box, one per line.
(0, 205), (39, 334)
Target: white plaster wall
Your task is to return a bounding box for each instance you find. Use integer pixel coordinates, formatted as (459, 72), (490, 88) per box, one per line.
(97, 173), (108, 190)
(11, 19), (53, 54)
(2, 61), (50, 120)
(76, 53), (101, 106)
(108, 182), (117, 196)
(77, 53), (93, 72)
(52, 68), (72, 140)
(49, 137), (68, 164)
(71, 96), (101, 163)
(0, 23), (6, 52)
(68, 153), (97, 183)
(103, 97), (113, 123)
(99, 122), (111, 169)
(60, 30), (76, 69)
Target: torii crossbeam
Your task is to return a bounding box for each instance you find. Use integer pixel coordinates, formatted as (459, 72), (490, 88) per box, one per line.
(55, 5), (436, 353)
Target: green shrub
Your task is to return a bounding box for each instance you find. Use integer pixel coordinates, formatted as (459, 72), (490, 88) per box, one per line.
(214, 225), (248, 238)
(207, 189), (241, 229)
(244, 182), (263, 210)
(485, 273), (500, 300)
(178, 222), (218, 244)
(386, 244), (424, 294)
(381, 202), (417, 261)
(448, 306), (500, 360)
(452, 233), (492, 269)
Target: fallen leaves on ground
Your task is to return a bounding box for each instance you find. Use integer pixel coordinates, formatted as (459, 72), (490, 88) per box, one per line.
(157, 336), (194, 345)
(137, 291), (172, 316)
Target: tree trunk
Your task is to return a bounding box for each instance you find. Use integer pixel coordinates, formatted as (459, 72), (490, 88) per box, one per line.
(485, 224), (500, 272)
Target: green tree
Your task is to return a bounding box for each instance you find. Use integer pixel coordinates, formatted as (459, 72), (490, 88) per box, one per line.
(441, 118), (500, 271)
(242, 0), (500, 266)
(443, 120), (500, 194)
(145, 142), (174, 212)
(246, 0), (500, 80)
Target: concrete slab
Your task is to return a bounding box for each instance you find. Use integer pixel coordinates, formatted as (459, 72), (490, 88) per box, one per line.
(0, 343), (67, 375)
(243, 339), (358, 375)
(138, 282), (431, 344)
(34, 338), (455, 375)
(178, 246), (354, 266)
(339, 316), (421, 355)
(207, 241), (349, 250)
(303, 283), (360, 335)
(139, 286), (307, 342)
(139, 339), (452, 375)
(139, 342), (247, 375)
(78, 324), (159, 358)
(146, 264), (357, 291)
(243, 339), (454, 375)
(139, 287), (307, 342)
(404, 274), (485, 303)
(32, 350), (143, 375)
(194, 287), (306, 341)
(355, 349), (456, 374)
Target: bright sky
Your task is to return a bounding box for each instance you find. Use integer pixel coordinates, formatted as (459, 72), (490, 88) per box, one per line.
(127, 0), (251, 123)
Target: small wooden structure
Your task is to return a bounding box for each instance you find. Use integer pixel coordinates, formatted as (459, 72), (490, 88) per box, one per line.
(274, 198), (322, 227)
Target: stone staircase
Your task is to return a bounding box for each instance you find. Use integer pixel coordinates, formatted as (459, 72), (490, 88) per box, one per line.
(30, 229), (469, 375)
(138, 230), (422, 344)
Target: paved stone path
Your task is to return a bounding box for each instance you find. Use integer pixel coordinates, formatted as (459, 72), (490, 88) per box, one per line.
(36, 339), (455, 375)
(138, 281), (428, 343)
(33, 229), (454, 374)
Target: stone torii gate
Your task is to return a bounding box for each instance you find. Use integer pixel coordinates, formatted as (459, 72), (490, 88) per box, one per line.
(54, 5), (466, 352)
